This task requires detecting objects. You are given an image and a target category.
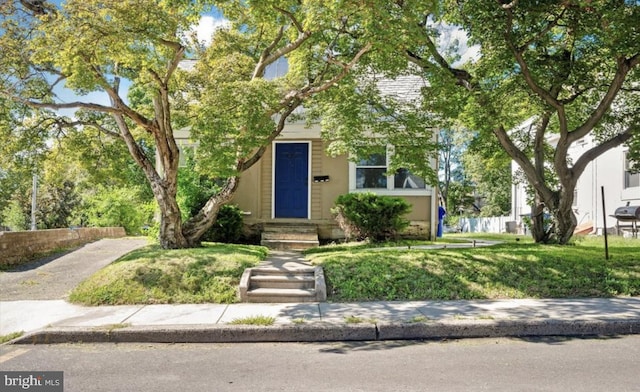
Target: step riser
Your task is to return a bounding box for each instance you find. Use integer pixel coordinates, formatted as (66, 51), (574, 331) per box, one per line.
(262, 233), (319, 241)
(261, 224), (320, 251)
(251, 281), (315, 290)
(245, 296), (318, 303)
(251, 268), (316, 275)
(263, 225), (318, 233)
(260, 240), (319, 251)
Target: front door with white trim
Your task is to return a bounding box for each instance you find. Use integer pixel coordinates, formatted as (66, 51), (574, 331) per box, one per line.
(274, 142), (309, 218)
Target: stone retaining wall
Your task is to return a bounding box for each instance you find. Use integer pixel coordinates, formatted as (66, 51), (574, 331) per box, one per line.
(0, 227), (126, 266)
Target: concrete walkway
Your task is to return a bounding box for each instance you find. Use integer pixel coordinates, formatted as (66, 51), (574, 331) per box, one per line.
(0, 238), (149, 300)
(1, 238), (639, 344)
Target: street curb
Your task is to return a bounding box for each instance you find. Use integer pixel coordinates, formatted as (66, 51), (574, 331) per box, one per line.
(9, 318), (640, 344)
(377, 318), (640, 340)
(11, 324), (377, 344)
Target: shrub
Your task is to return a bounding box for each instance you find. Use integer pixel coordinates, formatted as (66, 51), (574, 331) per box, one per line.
(203, 204), (244, 243)
(332, 193), (411, 242)
(83, 187), (154, 235)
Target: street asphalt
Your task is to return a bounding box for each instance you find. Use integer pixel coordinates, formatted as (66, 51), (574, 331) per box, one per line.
(1, 238), (639, 344)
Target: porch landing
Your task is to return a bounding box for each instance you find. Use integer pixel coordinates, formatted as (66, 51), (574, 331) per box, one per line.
(260, 222), (320, 251)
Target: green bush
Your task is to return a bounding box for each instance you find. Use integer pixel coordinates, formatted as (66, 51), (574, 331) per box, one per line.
(203, 204), (244, 243)
(332, 193), (411, 242)
(83, 187), (154, 235)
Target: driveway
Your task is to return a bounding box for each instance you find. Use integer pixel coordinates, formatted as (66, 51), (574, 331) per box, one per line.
(0, 238), (148, 301)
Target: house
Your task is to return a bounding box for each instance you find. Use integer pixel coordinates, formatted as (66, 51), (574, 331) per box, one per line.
(230, 115), (437, 244)
(173, 70), (438, 246)
(511, 134), (640, 236)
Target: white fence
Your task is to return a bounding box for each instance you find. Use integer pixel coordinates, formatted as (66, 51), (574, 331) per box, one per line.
(458, 216), (516, 233)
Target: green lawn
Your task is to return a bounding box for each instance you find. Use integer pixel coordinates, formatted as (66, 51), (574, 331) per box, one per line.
(69, 235), (639, 305)
(69, 243), (267, 305)
(305, 235), (640, 301)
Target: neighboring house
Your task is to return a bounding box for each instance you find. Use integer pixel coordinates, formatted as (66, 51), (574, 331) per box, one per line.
(511, 134), (640, 236)
(173, 70), (438, 242)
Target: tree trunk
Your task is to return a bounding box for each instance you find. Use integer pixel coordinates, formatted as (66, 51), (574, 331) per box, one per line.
(550, 185), (577, 245)
(529, 185), (577, 245)
(151, 179), (189, 249)
(181, 176), (241, 247)
(554, 203), (577, 245)
(530, 191), (549, 243)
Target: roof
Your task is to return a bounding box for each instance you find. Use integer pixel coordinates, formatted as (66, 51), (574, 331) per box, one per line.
(375, 73), (427, 103)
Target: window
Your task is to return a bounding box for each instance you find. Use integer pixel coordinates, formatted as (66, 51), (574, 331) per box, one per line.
(177, 143), (197, 168)
(355, 149), (387, 189)
(624, 152), (640, 189)
(350, 146), (430, 195)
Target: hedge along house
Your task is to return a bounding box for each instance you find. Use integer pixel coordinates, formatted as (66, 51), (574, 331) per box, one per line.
(174, 62), (438, 249)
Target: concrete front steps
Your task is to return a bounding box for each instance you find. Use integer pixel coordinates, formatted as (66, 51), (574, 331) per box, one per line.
(239, 266), (327, 303)
(260, 223), (320, 251)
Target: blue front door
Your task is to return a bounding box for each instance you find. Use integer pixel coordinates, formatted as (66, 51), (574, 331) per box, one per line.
(274, 143), (309, 218)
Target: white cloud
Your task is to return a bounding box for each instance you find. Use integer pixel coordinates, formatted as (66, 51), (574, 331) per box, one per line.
(195, 15), (230, 46)
(432, 21), (481, 66)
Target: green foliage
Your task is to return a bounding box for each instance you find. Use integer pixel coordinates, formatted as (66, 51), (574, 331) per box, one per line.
(36, 180), (81, 229)
(69, 243), (267, 305)
(332, 193), (411, 242)
(82, 186), (154, 235)
(202, 204), (244, 244)
(356, 1), (639, 244)
(176, 150), (220, 220)
(1, 199), (28, 231)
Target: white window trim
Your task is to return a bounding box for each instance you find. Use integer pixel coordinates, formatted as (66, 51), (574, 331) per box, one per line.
(623, 150), (640, 190)
(348, 146), (432, 196)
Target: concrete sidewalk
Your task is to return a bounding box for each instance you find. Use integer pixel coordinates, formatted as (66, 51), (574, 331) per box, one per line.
(2, 297), (640, 344)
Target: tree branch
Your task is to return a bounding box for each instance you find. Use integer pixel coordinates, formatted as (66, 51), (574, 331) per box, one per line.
(163, 43), (186, 85)
(240, 99), (302, 172)
(252, 26), (311, 79)
(499, 0), (519, 9)
(409, 27), (475, 90)
(59, 119), (122, 139)
(290, 42), (372, 100)
(83, 62), (154, 131)
(273, 6), (304, 33)
(569, 54), (639, 143)
(503, 8), (562, 111)
(493, 124), (555, 202)
(571, 125), (635, 180)
(518, 7), (566, 50)
(252, 25), (285, 79)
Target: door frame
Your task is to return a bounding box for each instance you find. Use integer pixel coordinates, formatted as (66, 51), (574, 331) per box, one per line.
(271, 140), (312, 219)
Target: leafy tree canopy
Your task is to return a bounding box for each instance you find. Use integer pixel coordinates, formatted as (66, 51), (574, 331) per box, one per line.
(362, 0), (640, 243)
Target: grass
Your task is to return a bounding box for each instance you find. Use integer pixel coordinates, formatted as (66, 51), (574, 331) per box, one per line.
(308, 238), (470, 255)
(228, 315), (276, 326)
(305, 235), (640, 302)
(69, 243), (267, 305)
(0, 331), (24, 344)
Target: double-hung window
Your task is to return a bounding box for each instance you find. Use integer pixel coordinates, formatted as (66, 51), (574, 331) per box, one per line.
(624, 151), (639, 189)
(349, 146), (431, 196)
